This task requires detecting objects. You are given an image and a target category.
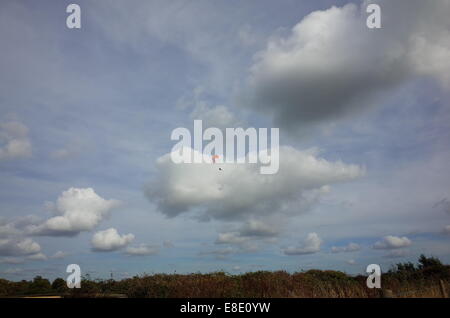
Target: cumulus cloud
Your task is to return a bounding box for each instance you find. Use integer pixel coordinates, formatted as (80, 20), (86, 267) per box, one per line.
(125, 244), (159, 256)
(0, 121), (32, 160)
(146, 146), (363, 220)
(27, 252), (47, 261)
(243, 0), (450, 131)
(51, 251), (68, 259)
(91, 228), (134, 252)
(0, 222), (20, 238)
(214, 220), (279, 252)
(373, 235), (412, 250)
(283, 232), (322, 255)
(442, 225), (450, 235)
(0, 238), (41, 256)
(216, 232), (249, 246)
(331, 242), (361, 253)
(30, 188), (120, 236)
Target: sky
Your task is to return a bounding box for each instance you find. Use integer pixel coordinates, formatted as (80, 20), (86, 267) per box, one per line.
(1, 0), (450, 281)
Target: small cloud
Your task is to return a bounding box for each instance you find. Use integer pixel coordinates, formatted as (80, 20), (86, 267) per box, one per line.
(283, 232), (322, 255)
(91, 228), (134, 252)
(442, 225), (450, 235)
(49, 139), (84, 160)
(373, 236), (412, 250)
(51, 251), (68, 259)
(0, 121), (32, 161)
(125, 244), (159, 256)
(331, 242), (361, 253)
(216, 232), (248, 245)
(346, 259), (356, 265)
(27, 252), (47, 261)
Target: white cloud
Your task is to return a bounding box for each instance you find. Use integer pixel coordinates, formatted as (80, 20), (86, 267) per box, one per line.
(51, 251), (68, 259)
(30, 188), (120, 236)
(0, 222), (20, 238)
(146, 146), (363, 220)
(373, 235), (412, 250)
(0, 238), (41, 256)
(27, 252), (47, 261)
(0, 215), (42, 238)
(346, 259), (356, 265)
(216, 232), (249, 245)
(283, 232), (322, 255)
(91, 228), (134, 252)
(442, 225), (450, 235)
(214, 220), (280, 252)
(331, 242), (361, 253)
(243, 1), (450, 131)
(0, 121), (32, 160)
(125, 244), (159, 256)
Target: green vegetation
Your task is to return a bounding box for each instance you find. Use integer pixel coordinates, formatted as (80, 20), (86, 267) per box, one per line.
(0, 255), (449, 298)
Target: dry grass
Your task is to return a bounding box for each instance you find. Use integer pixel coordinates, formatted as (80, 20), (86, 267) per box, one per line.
(2, 255), (449, 298)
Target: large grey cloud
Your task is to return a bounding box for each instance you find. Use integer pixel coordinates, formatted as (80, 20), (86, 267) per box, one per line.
(373, 235), (412, 249)
(242, 0), (450, 131)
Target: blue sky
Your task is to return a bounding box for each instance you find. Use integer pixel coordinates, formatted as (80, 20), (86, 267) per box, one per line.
(1, 0), (450, 281)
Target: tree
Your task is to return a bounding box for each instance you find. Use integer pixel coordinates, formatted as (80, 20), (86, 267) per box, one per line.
(418, 254), (443, 269)
(29, 276), (51, 294)
(52, 278), (67, 293)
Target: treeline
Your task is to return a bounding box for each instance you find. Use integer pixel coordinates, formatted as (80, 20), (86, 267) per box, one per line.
(0, 255), (449, 297)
